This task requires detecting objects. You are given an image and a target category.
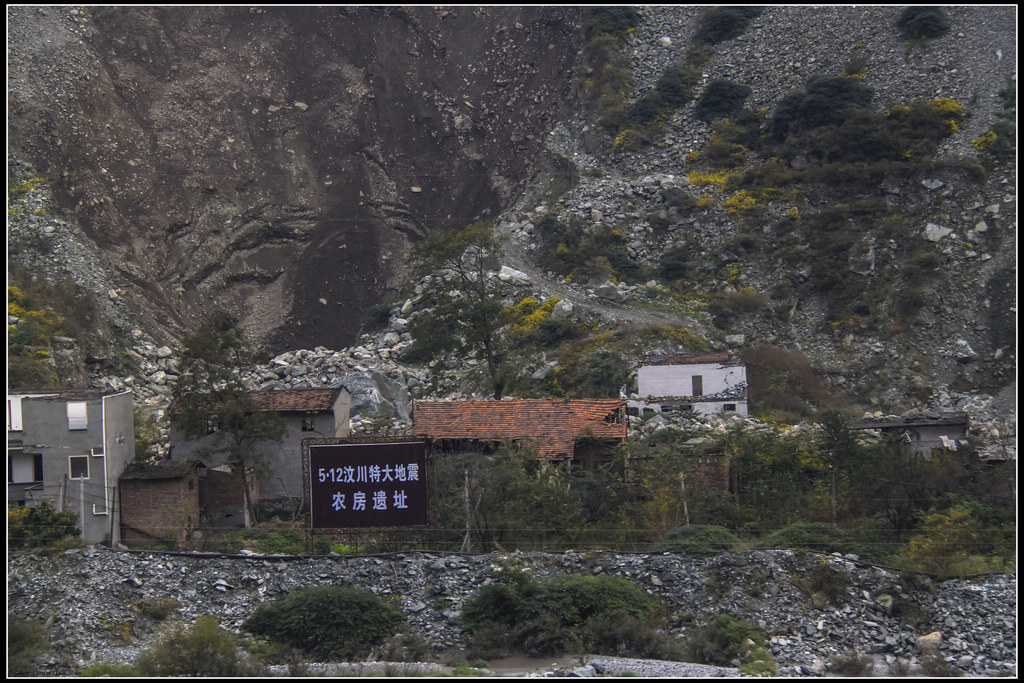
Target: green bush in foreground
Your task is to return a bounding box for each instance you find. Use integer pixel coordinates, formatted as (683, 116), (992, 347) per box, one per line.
(137, 614), (264, 676)
(650, 524), (741, 557)
(688, 613), (772, 669)
(9, 616), (50, 675)
(78, 662), (141, 677)
(8, 503), (80, 549)
(243, 585), (403, 660)
(462, 572), (683, 660)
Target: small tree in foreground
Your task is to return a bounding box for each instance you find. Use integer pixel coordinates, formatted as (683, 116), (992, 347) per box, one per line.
(8, 503), (79, 549)
(171, 327), (285, 524)
(407, 222), (513, 399)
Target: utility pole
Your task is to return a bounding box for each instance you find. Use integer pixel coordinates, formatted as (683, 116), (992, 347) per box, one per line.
(680, 472), (690, 526)
(461, 468), (471, 553)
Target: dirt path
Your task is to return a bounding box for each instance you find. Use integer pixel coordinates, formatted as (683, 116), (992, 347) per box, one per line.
(500, 233), (705, 333)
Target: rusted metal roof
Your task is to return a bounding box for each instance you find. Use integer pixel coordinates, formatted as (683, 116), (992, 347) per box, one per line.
(413, 399), (627, 459)
(249, 388), (343, 412)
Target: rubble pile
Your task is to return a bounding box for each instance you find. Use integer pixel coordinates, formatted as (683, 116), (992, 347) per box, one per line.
(8, 547), (1015, 677)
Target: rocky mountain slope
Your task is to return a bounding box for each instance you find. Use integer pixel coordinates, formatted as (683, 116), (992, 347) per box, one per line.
(8, 5), (581, 352)
(8, 6), (1016, 443)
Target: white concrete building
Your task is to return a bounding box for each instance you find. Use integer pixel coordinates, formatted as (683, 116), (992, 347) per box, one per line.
(629, 352), (748, 418)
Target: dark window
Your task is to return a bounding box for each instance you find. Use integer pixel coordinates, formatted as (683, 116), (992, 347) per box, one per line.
(692, 375), (703, 396)
(205, 418), (217, 435)
(69, 455), (89, 479)
(301, 416), (316, 432)
(724, 404), (737, 412)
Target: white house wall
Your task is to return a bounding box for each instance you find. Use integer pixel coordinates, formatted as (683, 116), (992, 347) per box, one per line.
(637, 363), (747, 399)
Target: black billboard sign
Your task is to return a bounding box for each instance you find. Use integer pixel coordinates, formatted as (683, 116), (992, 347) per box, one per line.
(308, 441), (428, 529)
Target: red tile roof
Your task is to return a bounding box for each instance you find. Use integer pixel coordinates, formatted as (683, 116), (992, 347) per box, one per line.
(413, 399), (627, 459)
(250, 388), (342, 412)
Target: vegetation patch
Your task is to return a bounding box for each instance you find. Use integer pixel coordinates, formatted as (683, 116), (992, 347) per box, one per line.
(687, 613), (774, 671)
(243, 585), (403, 660)
(137, 614), (265, 676)
(8, 503), (80, 549)
(581, 7), (641, 131)
(462, 570), (683, 660)
(695, 79), (753, 123)
(895, 6), (950, 41)
(693, 6), (764, 45)
(650, 524), (740, 557)
(9, 616), (50, 676)
(760, 522), (851, 553)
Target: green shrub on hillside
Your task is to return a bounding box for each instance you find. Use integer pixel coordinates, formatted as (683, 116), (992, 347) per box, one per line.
(893, 505), (1010, 578)
(896, 6), (950, 41)
(655, 63), (701, 108)
(650, 524), (741, 557)
(243, 585), (403, 659)
(770, 75), (873, 142)
(790, 562), (850, 606)
(687, 613), (768, 667)
(693, 6), (764, 45)
(582, 8), (640, 131)
(586, 6), (642, 37)
(695, 79), (752, 122)
(760, 522), (851, 552)
(463, 572), (683, 660)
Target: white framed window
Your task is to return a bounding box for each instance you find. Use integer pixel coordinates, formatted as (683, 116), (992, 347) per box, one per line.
(69, 455), (89, 479)
(8, 397), (25, 431)
(9, 452), (43, 483)
(67, 402), (88, 430)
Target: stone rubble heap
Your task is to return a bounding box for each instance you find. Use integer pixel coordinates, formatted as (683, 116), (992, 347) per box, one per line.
(8, 547), (1015, 677)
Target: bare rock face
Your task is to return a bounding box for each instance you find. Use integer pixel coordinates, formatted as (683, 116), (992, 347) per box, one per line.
(7, 6), (582, 352)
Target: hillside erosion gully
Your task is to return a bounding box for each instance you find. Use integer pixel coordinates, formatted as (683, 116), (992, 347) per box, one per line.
(7, 547), (1015, 677)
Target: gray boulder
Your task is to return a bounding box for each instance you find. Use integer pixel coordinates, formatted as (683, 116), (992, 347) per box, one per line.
(339, 370), (410, 421)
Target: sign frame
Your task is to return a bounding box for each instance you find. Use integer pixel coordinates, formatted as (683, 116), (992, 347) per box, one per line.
(302, 437), (428, 530)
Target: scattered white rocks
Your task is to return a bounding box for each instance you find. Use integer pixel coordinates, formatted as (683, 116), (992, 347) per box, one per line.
(7, 548), (1015, 677)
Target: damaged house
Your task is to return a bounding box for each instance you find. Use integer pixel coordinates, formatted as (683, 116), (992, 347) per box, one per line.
(119, 459), (205, 548)
(169, 386), (351, 523)
(412, 399), (627, 469)
(7, 389), (135, 545)
(850, 412), (970, 456)
(629, 352), (748, 418)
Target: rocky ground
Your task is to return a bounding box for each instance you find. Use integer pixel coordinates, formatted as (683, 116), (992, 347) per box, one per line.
(7, 547), (1016, 677)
